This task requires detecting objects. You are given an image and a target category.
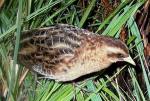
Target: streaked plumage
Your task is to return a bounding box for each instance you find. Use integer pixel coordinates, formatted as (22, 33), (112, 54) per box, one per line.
(18, 24), (135, 81)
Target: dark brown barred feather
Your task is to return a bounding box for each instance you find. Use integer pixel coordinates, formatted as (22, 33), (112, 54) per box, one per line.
(19, 24), (88, 77)
(18, 24), (132, 81)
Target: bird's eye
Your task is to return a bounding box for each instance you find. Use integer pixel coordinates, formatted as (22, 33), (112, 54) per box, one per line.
(117, 53), (124, 58)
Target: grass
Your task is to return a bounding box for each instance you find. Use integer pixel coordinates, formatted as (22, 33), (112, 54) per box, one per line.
(0, 0), (149, 101)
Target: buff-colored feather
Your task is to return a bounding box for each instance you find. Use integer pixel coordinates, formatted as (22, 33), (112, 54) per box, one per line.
(18, 24), (135, 81)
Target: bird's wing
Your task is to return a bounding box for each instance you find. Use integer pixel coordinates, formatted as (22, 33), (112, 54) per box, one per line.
(18, 24), (92, 77)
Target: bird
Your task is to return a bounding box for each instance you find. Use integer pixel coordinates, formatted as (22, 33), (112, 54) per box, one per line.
(18, 24), (135, 82)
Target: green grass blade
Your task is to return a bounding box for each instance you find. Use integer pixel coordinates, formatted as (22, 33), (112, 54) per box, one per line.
(41, 0), (76, 26)
(78, 0), (96, 28)
(7, 0), (22, 100)
(128, 17), (150, 99)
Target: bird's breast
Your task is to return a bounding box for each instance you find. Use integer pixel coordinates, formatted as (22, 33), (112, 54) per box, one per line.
(52, 45), (111, 81)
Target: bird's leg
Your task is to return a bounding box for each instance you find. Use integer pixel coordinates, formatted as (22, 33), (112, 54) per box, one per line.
(72, 81), (94, 94)
(72, 82), (77, 101)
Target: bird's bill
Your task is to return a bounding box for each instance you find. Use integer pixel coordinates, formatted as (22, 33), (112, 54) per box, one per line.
(122, 56), (135, 65)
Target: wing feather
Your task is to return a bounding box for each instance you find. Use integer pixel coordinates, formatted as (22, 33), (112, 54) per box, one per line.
(18, 24), (92, 77)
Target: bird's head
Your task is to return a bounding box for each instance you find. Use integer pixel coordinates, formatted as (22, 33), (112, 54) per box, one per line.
(98, 36), (135, 66)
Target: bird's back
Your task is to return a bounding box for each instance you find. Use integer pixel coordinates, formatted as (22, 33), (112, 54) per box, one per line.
(18, 24), (95, 81)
